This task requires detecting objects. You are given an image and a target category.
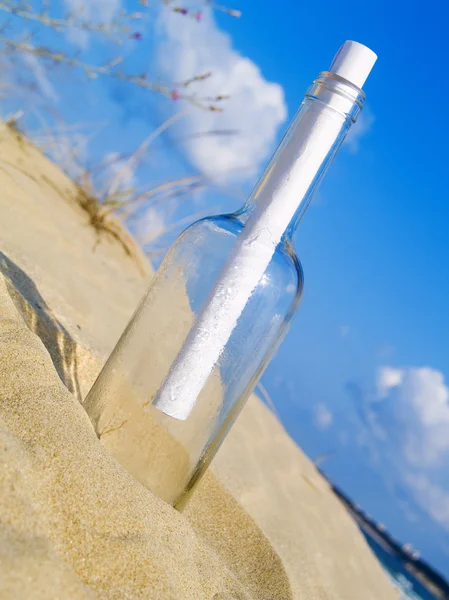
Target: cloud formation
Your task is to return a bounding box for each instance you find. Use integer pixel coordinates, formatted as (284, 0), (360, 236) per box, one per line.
(345, 107), (374, 153)
(314, 403), (333, 430)
(352, 365), (449, 530)
(405, 473), (449, 528)
(155, 8), (287, 182)
(134, 207), (166, 246)
(376, 366), (449, 468)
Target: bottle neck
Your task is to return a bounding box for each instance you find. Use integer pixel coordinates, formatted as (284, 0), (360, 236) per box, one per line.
(236, 72), (365, 241)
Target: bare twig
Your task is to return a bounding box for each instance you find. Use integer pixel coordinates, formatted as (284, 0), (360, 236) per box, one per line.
(207, 2), (242, 18)
(0, 37), (227, 111)
(0, 1), (137, 38)
(123, 175), (203, 212)
(256, 381), (284, 426)
(142, 204), (221, 249)
(165, 1), (242, 19)
(107, 109), (190, 199)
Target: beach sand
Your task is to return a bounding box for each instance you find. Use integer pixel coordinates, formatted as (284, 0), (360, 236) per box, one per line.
(0, 122), (398, 599)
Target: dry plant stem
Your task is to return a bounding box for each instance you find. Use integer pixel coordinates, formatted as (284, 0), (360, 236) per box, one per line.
(107, 109), (190, 199)
(0, 37), (224, 111)
(143, 204), (222, 248)
(0, 36), (166, 92)
(38, 119), (96, 178)
(116, 176), (204, 219)
(0, 1), (134, 37)
(255, 382), (284, 428)
(74, 184), (145, 272)
(208, 1), (242, 17)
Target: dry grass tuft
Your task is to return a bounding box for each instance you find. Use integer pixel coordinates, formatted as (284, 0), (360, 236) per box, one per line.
(4, 111), (26, 145)
(72, 175), (148, 275)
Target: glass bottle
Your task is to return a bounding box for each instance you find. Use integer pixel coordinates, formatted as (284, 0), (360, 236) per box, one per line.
(84, 42), (376, 509)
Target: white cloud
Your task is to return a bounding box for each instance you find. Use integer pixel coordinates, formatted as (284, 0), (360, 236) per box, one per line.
(100, 152), (137, 195)
(359, 366), (449, 530)
(345, 107), (374, 153)
(314, 403), (333, 430)
(377, 366), (449, 468)
(134, 207), (166, 245)
(405, 474), (449, 529)
(155, 8), (287, 182)
(376, 366), (403, 399)
(63, 0), (122, 48)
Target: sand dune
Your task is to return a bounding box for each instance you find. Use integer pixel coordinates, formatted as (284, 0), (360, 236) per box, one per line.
(0, 122), (397, 599)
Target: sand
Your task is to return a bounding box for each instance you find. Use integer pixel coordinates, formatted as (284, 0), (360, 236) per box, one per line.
(83, 265), (225, 507)
(0, 121), (398, 599)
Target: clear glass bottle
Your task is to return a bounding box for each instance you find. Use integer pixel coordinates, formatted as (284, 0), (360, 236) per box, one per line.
(84, 45), (373, 509)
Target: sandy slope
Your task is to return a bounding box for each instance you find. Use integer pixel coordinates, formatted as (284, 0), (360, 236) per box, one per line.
(0, 122), (397, 599)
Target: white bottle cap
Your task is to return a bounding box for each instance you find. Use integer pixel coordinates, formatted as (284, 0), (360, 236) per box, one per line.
(329, 40), (377, 89)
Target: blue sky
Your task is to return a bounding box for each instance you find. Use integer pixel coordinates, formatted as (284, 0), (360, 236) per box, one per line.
(2, 0), (449, 578)
(242, 0), (449, 574)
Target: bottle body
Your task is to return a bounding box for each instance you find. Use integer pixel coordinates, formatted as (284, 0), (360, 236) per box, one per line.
(84, 65), (368, 507)
(84, 213), (303, 507)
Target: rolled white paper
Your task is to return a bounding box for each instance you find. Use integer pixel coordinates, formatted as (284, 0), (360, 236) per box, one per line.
(153, 41), (377, 420)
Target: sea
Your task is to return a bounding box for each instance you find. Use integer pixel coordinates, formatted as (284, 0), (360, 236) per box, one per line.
(365, 534), (439, 600)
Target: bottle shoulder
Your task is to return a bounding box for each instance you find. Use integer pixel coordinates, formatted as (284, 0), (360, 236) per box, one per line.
(178, 213), (304, 293)
(187, 213), (244, 236)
